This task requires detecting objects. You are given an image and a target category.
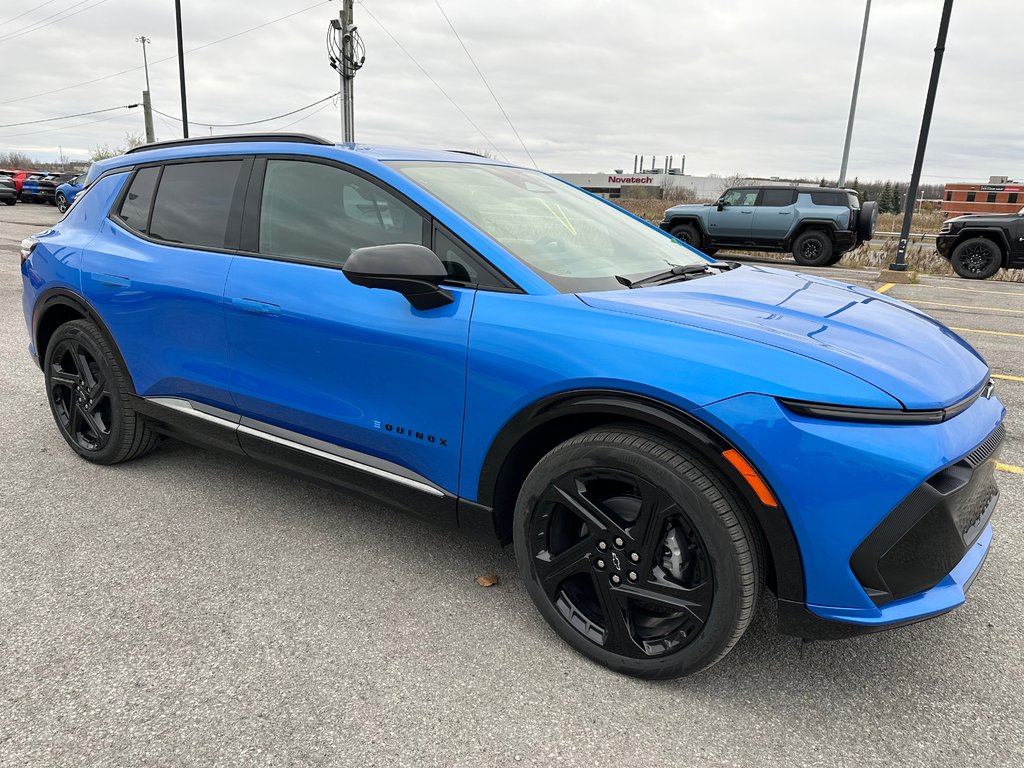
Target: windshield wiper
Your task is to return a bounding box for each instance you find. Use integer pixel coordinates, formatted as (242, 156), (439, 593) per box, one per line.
(616, 263), (714, 289)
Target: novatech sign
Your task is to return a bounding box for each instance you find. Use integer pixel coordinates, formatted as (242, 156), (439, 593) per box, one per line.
(608, 175), (654, 185)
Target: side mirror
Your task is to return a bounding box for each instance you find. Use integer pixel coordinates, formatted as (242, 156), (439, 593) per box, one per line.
(343, 243), (454, 310)
(716, 200), (726, 211)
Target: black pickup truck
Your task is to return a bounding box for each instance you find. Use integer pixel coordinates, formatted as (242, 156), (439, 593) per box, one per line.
(936, 208), (1024, 279)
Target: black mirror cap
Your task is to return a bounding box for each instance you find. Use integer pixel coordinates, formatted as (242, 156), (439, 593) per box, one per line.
(343, 243), (454, 310)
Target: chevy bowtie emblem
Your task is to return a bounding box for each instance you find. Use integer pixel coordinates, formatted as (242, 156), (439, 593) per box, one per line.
(611, 552), (622, 571)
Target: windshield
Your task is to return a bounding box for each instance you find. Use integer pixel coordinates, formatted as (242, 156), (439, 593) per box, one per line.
(388, 161), (709, 292)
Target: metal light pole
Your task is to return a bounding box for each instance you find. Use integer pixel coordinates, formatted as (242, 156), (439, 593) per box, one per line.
(838, 0), (871, 188)
(892, 0), (955, 271)
(136, 35), (155, 143)
(174, 0), (189, 138)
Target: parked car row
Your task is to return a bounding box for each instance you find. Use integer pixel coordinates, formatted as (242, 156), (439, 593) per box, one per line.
(0, 169), (85, 208)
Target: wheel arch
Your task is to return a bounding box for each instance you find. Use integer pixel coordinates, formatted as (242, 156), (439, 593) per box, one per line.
(954, 228), (1011, 264)
(475, 389), (805, 602)
(663, 215), (708, 241)
(33, 288), (136, 392)
(788, 219), (839, 246)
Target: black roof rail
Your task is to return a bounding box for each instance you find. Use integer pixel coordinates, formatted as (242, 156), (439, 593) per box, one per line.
(447, 149), (489, 158)
(125, 133), (333, 155)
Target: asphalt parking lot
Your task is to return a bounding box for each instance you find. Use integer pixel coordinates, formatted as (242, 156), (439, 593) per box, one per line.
(2, 204), (1022, 767)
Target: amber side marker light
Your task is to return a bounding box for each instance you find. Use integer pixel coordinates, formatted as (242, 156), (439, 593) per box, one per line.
(721, 449), (778, 508)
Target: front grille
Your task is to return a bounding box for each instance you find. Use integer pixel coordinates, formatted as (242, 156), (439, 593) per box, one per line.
(964, 423), (1005, 468)
(851, 425), (1004, 605)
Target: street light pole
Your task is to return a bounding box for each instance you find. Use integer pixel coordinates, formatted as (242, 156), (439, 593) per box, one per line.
(892, 0), (955, 271)
(174, 0), (189, 138)
(136, 35), (155, 143)
(838, 0), (871, 188)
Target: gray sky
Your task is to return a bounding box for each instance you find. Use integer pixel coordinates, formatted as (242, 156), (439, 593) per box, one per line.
(1, 0), (1020, 182)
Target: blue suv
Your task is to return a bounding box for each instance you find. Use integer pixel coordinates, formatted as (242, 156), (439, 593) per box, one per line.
(20, 134), (1005, 678)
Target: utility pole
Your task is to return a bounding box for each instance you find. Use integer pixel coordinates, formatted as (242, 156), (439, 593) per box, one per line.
(329, 0), (364, 142)
(838, 0), (871, 188)
(892, 0), (954, 271)
(136, 35), (155, 143)
(174, 0), (189, 138)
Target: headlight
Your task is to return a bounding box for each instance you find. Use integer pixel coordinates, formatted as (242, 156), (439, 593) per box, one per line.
(779, 381), (993, 424)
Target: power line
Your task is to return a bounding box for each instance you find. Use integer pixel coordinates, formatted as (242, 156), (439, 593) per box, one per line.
(0, 109), (136, 141)
(0, 0), (63, 28)
(151, 92), (339, 129)
(0, 0), (114, 44)
(0, 103), (138, 129)
(0, 0), (331, 106)
(431, 0), (536, 168)
(358, 2), (510, 162)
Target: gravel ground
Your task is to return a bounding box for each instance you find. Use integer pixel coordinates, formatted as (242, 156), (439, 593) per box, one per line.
(2, 204), (1022, 767)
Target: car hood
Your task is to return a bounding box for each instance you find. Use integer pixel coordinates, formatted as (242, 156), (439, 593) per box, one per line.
(663, 203), (712, 217)
(578, 265), (989, 410)
(946, 212), (1022, 226)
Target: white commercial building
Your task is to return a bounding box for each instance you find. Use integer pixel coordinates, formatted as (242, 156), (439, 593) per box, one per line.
(553, 172), (749, 200)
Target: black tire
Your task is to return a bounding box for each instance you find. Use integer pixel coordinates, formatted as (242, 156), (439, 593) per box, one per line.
(857, 201), (878, 242)
(791, 230), (833, 267)
(825, 252), (845, 266)
(3, 198), (14, 206)
(55, 192), (68, 213)
(669, 223), (702, 249)
(513, 427), (763, 679)
(44, 320), (160, 465)
(951, 237), (1002, 280)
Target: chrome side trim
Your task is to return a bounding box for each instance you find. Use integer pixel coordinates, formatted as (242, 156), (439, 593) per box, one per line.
(144, 396), (446, 498)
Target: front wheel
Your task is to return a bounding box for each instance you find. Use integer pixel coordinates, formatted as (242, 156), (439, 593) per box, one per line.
(514, 427), (763, 679)
(791, 230), (834, 266)
(44, 320), (161, 464)
(951, 237), (1002, 280)
(669, 223), (701, 249)
(55, 192), (68, 213)
(3, 198), (14, 206)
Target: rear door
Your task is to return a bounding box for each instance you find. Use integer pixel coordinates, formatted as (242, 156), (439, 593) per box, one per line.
(707, 188), (758, 240)
(751, 188), (797, 240)
(222, 155), (477, 510)
(81, 157), (251, 411)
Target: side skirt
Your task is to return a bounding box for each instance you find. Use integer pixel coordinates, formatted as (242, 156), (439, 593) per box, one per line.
(128, 395), (465, 528)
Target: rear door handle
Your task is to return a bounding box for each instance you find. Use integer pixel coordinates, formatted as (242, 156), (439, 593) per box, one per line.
(230, 297), (279, 315)
(91, 273), (130, 287)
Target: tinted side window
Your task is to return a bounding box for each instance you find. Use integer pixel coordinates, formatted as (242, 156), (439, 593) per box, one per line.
(722, 188), (758, 206)
(116, 166), (159, 233)
(258, 159), (424, 266)
(760, 189), (797, 206)
(809, 191), (848, 206)
(149, 160), (244, 248)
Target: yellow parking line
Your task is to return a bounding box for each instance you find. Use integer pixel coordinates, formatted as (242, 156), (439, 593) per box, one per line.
(876, 283), (895, 294)
(992, 373), (1024, 383)
(900, 283), (1024, 297)
(950, 327), (1024, 338)
(997, 462), (1024, 476)
(907, 299), (1024, 315)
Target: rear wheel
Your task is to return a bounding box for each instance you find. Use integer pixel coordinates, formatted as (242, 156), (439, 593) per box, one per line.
(791, 230), (833, 267)
(951, 237), (1002, 280)
(55, 192), (69, 213)
(3, 198), (14, 206)
(44, 320), (160, 464)
(514, 427), (763, 679)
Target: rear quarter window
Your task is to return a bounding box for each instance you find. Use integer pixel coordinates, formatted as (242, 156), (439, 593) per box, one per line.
(809, 191), (849, 207)
(149, 160), (244, 249)
(116, 166), (159, 233)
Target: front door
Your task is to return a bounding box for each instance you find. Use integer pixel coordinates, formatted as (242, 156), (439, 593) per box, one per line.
(223, 156), (472, 515)
(707, 188), (758, 240)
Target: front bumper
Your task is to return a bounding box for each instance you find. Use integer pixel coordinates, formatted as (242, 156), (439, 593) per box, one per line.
(936, 234), (956, 258)
(695, 390), (1005, 638)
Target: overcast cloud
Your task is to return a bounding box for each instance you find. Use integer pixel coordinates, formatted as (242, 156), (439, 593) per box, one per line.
(1, 0), (1020, 182)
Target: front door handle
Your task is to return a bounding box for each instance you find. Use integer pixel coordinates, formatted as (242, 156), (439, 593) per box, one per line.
(778, 211), (792, 215)
(741, 210), (753, 214)
(230, 297), (280, 315)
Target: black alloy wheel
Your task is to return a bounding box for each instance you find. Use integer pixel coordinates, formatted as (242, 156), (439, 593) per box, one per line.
(44, 320), (160, 464)
(791, 230), (833, 267)
(49, 337), (112, 452)
(669, 223), (701, 248)
(951, 237), (1002, 280)
(515, 428), (763, 678)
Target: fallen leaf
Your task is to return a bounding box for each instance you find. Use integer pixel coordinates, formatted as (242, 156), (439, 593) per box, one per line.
(475, 574), (499, 588)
